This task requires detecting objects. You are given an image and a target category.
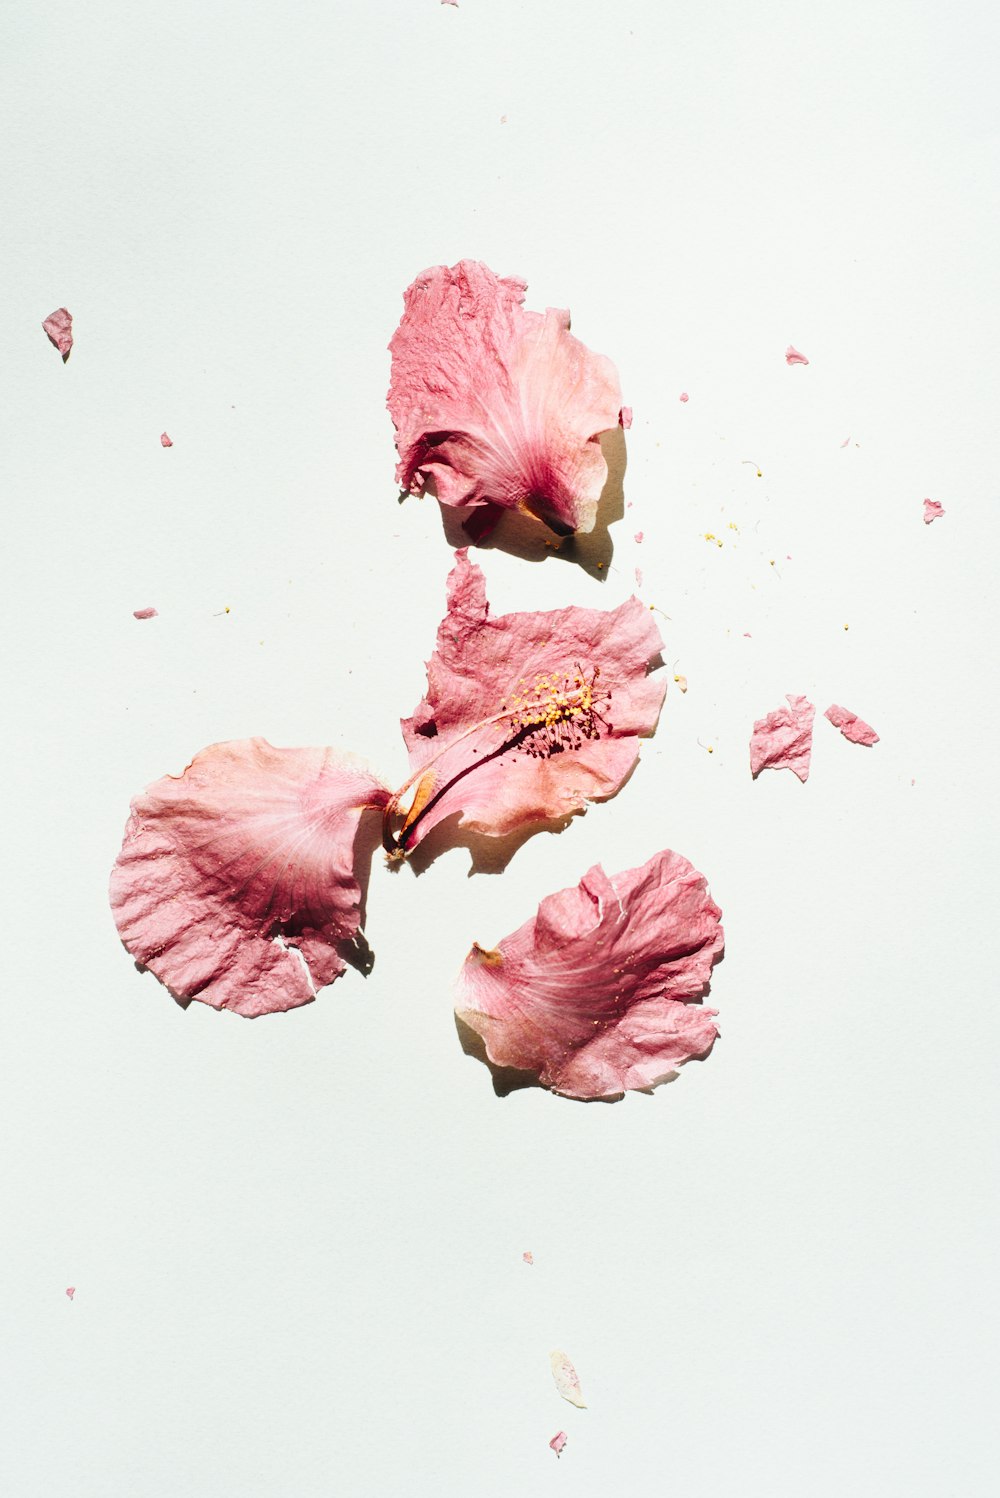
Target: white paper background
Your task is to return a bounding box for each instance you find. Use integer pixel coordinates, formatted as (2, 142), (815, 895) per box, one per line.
(1, 2), (997, 1494)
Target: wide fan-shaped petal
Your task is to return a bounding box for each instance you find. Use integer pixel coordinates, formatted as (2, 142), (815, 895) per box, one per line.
(387, 551), (665, 856)
(749, 694), (815, 782)
(110, 739), (391, 1017)
(455, 849), (723, 1101)
(387, 260), (623, 537)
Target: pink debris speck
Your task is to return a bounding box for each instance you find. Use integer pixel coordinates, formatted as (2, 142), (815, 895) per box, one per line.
(42, 307), (73, 362)
(634, 531), (643, 544)
(523, 1251), (534, 1265)
(65, 1287), (75, 1301)
(750, 694), (815, 782)
(785, 345), (809, 366)
(133, 607), (158, 620)
(619, 405), (633, 429)
(550, 1431), (568, 1457)
(160, 432), (173, 448)
(824, 704), (879, 746)
(679, 391), (689, 402)
(923, 499), (945, 525)
(634, 566), (643, 587)
(840, 435), (850, 448)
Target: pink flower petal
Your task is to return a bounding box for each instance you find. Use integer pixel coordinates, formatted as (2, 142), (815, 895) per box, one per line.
(785, 345), (809, 366)
(750, 694), (815, 781)
(619, 405), (633, 429)
(65, 1287), (76, 1300)
(42, 307), (73, 362)
(679, 391), (689, 402)
(132, 607), (158, 620)
(549, 1431), (568, 1457)
(634, 530), (643, 544)
(455, 848), (723, 1101)
(923, 498), (945, 524)
(523, 1251), (534, 1265)
(160, 431), (173, 448)
(549, 1351), (586, 1407)
(824, 704), (879, 746)
(110, 740), (391, 1017)
(387, 261), (622, 537)
(387, 551), (665, 856)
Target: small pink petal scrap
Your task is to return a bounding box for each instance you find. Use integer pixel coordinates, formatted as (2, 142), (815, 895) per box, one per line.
(679, 391), (689, 402)
(160, 432), (173, 448)
(619, 405), (633, 429)
(824, 704), (879, 746)
(65, 1287), (76, 1301)
(634, 530), (643, 544)
(132, 607), (158, 620)
(523, 1251), (534, 1265)
(110, 739), (391, 1017)
(456, 848), (723, 1101)
(785, 345), (809, 366)
(42, 307), (73, 362)
(549, 1431), (568, 1457)
(549, 1350), (586, 1407)
(388, 260), (622, 538)
(923, 498), (945, 525)
(386, 551), (665, 857)
(750, 694), (815, 782)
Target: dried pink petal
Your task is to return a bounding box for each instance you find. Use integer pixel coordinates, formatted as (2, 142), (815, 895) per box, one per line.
(42, 307), (73, 361)
(456, 848), (723, 1101)
(679, 391), (689, 402)
(160, 431), (173, 448)
(750, 694), (815, 781)
(619, 405), (633, 429)
(523, 1251), (534, 1265)
(110, 740), (390, 1017)
(923, 498), (945, 524)
(634, 566), (643, 587)
(387, 551), (665, 856)
(65, 1287), (76, 1300)
(824, 704), (879, 746)
(634, 530), (644, 544)
(132, 607), (158, 620)
(549, 1431), (568, 1457)
(387, 261), (622, 537)
(785, 345), (809, 366)
(840, 435), (850, 448)
(549, 1351), (586, 1407)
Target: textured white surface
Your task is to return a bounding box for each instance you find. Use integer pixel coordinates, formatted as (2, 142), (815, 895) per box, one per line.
(1, 2), (997, 1495)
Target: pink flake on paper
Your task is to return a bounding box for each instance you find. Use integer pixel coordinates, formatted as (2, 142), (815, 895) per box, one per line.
(132, 607), (158, 620)
(160, 432), (173, 448)
(634, 530), (643, 544)
(522, 1251), (534, 1265)
(42, 307), (73, 362)
(923, 499), (945, 525)
(65, 1287), (76, 1301)
(388, 261), (622, 538)
(110, 740), (391, 1017)
(824, 704), (879, 746)
(750, 694), (815, 782)
(619, 405), (633, 429)
(386, 552), (665, 857)
(840, 435), (850, 448)
(549, 1350), (586, 1407)
(679, 391), (689, 402)
(785, 345), (809, 366)
(456, 848), (723, 1101)
(634, 566), (643, 587)
(549, 1431), (568, 1457)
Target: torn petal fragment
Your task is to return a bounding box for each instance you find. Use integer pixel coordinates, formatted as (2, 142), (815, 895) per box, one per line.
(42, 307), (73, 361)
(387, 550), (665, 856)
(133, 607), (158, 620)
(785, 345), (809, 366)
(110, 739), (391, 1017)
(549, 1351), (586, 1407)
(750, 694), (815, 782)
(387, 260), (622, 537)
(824, 704), (879, 746)
(923, 498), (945, 524)
(549, 1431), (568, 1457)
(456, 848), (723, 1101)
(160, 431), (173, 448)
(619, 405), (633, 429)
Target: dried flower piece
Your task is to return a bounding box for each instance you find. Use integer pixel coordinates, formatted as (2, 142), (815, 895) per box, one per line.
(549, 1431), (568, 1457)
(750, 694), (815, 782)
(824, 704), (879, 746)
(386, 551), (665, 856)
(133, 607), (158, 620)
(388, 261), (622, 537)
(160, 432), (173, 448)
(456, 848), (723, 1101)
(110, 740), (390, 1017)
(923, 499), (945, 524)
(785, 345), (809, 366)
(549, 1351), (586, 1407)
(42, 307), (73, 361)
